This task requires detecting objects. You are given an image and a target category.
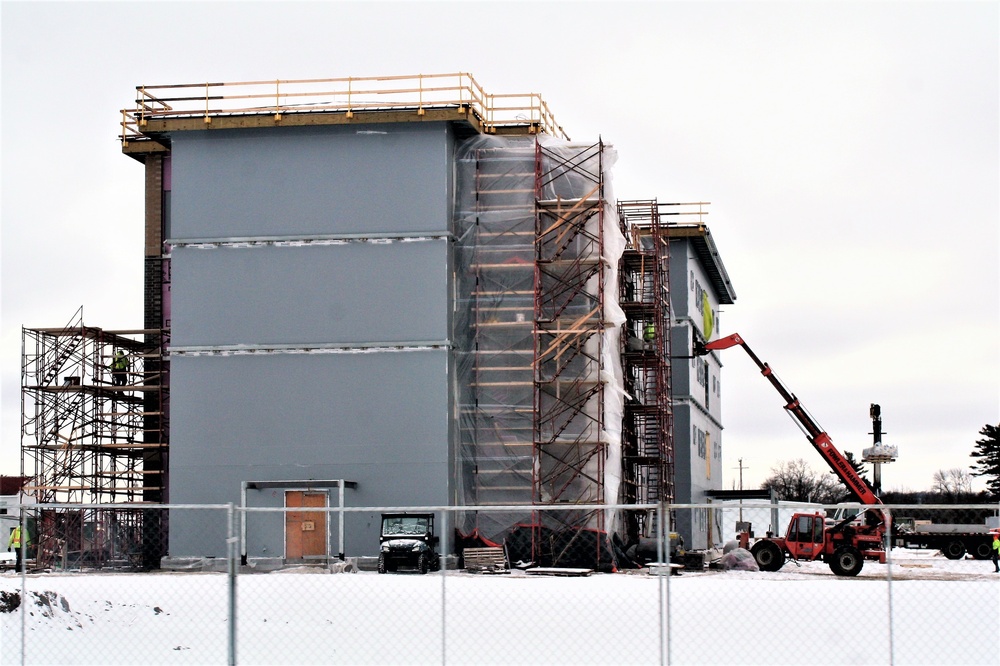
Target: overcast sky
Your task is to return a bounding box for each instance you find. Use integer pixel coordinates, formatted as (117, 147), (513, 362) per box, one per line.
(2, 1), (997, 493)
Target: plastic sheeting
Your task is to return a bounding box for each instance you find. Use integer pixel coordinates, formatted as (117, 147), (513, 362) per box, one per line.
(452, 134), (625, 545)
(717, 548), (760, 571)
(862, 444), (898, 462)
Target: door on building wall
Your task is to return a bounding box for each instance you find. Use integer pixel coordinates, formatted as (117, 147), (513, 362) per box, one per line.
(285, 491), (328, 561)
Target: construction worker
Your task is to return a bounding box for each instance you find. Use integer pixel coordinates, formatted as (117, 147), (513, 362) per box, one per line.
(7, 524), (28, 573)
(991, 532), (999, 573)
(643, 322), (656, 349)
(111, 350), (130, 387)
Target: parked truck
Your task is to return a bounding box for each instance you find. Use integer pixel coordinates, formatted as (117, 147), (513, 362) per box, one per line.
(896, 518), (999, 560)
(828, 506), (999, 561)
(829, 505), (1000, 560)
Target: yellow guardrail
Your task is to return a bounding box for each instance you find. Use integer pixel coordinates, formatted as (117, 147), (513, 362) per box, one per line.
(120, 72), (568, 145)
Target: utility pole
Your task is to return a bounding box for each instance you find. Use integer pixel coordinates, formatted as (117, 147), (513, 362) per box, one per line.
(870, 405), (882, 495)
(863, 403), (897, 497)
(735, 458), (749, 523)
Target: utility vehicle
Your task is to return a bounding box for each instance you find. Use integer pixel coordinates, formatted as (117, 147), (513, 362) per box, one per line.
(377, 513), (440, 574)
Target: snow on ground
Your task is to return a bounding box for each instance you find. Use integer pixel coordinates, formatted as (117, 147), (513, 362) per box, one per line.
(1, 549), (998, 665)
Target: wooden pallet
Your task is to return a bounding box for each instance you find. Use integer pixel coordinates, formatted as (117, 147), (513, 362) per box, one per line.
(463, 547), (508, 573)
(523, 567), (592, 577)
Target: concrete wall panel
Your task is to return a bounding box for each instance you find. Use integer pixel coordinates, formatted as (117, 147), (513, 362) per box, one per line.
(168, 351), (450, 557)
(169, 124), (454, 239)
(170, 242), (448, 347)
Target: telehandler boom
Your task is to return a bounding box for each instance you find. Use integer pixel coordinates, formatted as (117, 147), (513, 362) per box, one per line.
(702, 333), (889, 576)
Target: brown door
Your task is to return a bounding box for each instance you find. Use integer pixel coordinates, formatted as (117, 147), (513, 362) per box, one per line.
(285, 491), (328, 561)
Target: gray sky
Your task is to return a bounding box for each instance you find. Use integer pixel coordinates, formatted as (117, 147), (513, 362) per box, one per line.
(2, 1), (997, 492)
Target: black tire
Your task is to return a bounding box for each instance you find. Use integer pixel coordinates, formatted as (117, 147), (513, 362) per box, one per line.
(377, 553), (386, 574)
(418, 552), (429, 575)
(943, 540), (966, 560)
(751, 540), (784, 572)
(829, 546), (863, 577)
(970, 541), (992, 560)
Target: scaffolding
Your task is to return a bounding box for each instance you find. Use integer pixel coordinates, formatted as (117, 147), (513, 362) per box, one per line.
(533, 140), (609, 543)
(455, 136), (624, 569)
(20, 307), (169, 568)
(617, 200), (674, 540)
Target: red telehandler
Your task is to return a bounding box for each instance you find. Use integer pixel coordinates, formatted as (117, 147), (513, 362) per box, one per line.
(702, 333), (890, 576)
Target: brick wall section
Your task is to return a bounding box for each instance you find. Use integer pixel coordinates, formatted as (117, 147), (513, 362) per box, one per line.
(144, 155), (163, 257)
(142, 154), (167, 508)
(144, 155), (164, 329)
(144, 258), (163, 330)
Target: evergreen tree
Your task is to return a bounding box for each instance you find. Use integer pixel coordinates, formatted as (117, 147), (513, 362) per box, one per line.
(843, 451), (870, 486)
(969, 423), (1000, 496)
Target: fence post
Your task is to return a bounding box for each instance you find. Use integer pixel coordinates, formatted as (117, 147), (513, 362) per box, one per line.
(338, 482), (345, 560)
(439, 509), (449, 665)
(657, 502), (668, 666)
(19, 505), (27, 666)
(227, 503), (237, 666)
(665, 506), (674, 666)
(885, 506), (895, 665)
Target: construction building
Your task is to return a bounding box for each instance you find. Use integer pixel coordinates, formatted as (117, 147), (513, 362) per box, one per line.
(666, 222), (736, 549)
(20, 73), (735, 568)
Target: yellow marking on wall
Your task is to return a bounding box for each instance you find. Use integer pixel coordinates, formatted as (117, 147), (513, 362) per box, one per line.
(702, 291), (714, 339)
(706, 431), (712, 479)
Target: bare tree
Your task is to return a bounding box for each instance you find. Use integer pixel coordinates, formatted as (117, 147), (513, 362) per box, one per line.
(931, 468), (973, 498)
(762, 458), (847, 504)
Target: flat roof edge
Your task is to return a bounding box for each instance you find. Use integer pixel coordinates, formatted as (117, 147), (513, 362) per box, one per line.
(668, 224), (737, 304)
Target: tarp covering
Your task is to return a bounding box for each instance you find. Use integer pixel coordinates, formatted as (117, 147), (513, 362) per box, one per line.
(718, 548), (760, 571)
(452, 134), (625, 554)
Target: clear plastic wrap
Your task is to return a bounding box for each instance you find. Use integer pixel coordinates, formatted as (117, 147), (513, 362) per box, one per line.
(453, 135), (625, 545)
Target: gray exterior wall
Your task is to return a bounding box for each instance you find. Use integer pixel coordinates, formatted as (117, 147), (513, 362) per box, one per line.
(165, 122), (458, 558)
(168, 351), (450, 557)
(170, 124), (454, 238)
(170, 242), (448, 347)
(670, 239), (726, 549)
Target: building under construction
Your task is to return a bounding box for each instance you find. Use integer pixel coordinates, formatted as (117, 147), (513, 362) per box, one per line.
(20, 73), (734, 568)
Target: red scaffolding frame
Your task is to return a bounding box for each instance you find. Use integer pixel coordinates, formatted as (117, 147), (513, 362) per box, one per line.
(20, 307), (169, 569)
(531, 140), (610, 566)
(617, 200), (674, 540)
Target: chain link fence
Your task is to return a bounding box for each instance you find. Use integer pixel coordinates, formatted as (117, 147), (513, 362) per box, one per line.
(2, 502), (998, 664)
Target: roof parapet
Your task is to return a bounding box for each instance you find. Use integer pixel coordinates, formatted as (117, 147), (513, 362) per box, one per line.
(120, 72), (568, 152)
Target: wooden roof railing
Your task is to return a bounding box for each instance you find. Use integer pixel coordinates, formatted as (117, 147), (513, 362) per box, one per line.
(120, 72), (568, 146)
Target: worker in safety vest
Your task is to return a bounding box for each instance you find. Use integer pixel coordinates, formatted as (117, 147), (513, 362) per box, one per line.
(8, 525), (28, 573)
(991, 532), (999, 573)
(111, 350), (130, 387)
(643, 322), (656, 349)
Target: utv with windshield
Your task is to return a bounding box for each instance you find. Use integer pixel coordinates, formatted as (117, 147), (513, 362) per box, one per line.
(377, 513), (440, 574)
